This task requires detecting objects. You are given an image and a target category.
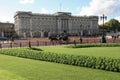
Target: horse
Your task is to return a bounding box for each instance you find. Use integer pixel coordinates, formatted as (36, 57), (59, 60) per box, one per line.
(49, 34), (69, 44)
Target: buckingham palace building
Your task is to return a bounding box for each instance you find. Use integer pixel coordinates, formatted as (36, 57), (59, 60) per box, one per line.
(14, 11), (98, 38)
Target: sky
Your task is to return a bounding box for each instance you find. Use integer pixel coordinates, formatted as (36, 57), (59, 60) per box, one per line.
(0, 0), (120, 24)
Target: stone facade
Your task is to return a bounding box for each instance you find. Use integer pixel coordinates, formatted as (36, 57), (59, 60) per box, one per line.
(0, 22), (14, 37)
(14, 11), (98, 38)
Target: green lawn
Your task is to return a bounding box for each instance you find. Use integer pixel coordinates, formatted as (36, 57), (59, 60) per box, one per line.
(41, 46), (120, 58)
(0, 54), (120, 80)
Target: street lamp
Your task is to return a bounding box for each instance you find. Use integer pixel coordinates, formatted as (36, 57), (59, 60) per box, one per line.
(100, 14), (107, 43)
(10, 25), (14, 41)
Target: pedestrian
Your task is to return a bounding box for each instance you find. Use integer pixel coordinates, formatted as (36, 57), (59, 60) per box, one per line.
(80, 37), (83, 43)
(0, 43), (2, 49)
(74, 40), (76, 46)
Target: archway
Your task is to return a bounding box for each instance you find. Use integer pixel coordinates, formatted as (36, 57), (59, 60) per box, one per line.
(44, 32), (49, 37)
(33, 31), (41, 38)
(83, 30), (88, 36)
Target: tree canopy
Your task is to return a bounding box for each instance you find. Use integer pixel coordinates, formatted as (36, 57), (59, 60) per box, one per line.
(99, 19), (120, 32)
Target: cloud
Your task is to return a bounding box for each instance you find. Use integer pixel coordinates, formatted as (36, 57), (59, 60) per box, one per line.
(115, 16), (120, 22)
(0, 16), (14, 23)
(79, 0), (120, 16)
(0, 10), (15, 23)
(40, 8), (48, 14)
(19, 0), (34, 4)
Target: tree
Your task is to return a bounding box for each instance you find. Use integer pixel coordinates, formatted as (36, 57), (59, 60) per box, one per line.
(99, 22), (109, 30)
(99, 19), (120, 32)
(106, 19), (120, 32)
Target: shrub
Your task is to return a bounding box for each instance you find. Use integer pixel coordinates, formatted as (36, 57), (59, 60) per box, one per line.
(68, 43), (120, 48)
(0, 48), (120, 72)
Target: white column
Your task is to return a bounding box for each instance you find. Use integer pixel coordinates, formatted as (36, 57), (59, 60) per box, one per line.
(2, 32), (4, 37)
(41, 31), (44, 37)
(48, 32), (51, 37)
(30, 32), (33, 38)
(68, 19), (72, 34)
(57, 18), (62, 33)
(23, 32), (26, 38)
(88, 30), (91, 35)
(18, 17), (21, 36)
(90, 21), (93, 30)
(81, 31), (83, 36)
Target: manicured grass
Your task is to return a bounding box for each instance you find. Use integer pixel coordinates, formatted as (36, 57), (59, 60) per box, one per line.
(0, 70), (27, 80)
(41, 46), (120, 58)
(0, 54), (120, 80)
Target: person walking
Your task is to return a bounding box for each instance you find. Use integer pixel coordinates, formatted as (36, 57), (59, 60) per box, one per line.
(80, 37), (83, 44)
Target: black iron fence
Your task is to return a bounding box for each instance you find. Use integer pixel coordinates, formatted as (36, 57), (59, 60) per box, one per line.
(0, 37), (120, 48)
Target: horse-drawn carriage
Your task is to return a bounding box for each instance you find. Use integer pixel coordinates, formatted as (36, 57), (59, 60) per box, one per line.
(48, 33), (69, 44)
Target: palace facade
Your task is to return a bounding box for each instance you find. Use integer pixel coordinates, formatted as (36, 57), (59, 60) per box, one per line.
(14, 11), (98, 38)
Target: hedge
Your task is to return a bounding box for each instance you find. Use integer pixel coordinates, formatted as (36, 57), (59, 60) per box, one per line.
(0, 48), (120, 72)
(68, 43), (120, 48)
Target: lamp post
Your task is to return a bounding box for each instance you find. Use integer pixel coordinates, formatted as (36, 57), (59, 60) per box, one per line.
(100, 14), (107, 43)
(10, 25), (14, 41)
(9, 25), (14, 48)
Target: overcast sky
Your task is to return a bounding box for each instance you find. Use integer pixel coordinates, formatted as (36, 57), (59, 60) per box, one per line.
(0, 0), (120, 24)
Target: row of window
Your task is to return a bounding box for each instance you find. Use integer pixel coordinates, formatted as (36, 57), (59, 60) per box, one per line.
(19, 17), (93, 22)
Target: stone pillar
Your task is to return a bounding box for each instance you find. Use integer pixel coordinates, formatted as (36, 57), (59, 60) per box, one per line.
(57, 18), (62, 33)
(41, 31), (44, 37)
(1, 32), (4, 37)
(30, 32), (33, 38)
(81, 31), (83, 36)
(23, 32), (26, 38)
(48, 32), (51, 37)
(88, 30), (91, 35)
(18, 18), (22, 36)
(68, 19), (72, 34)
